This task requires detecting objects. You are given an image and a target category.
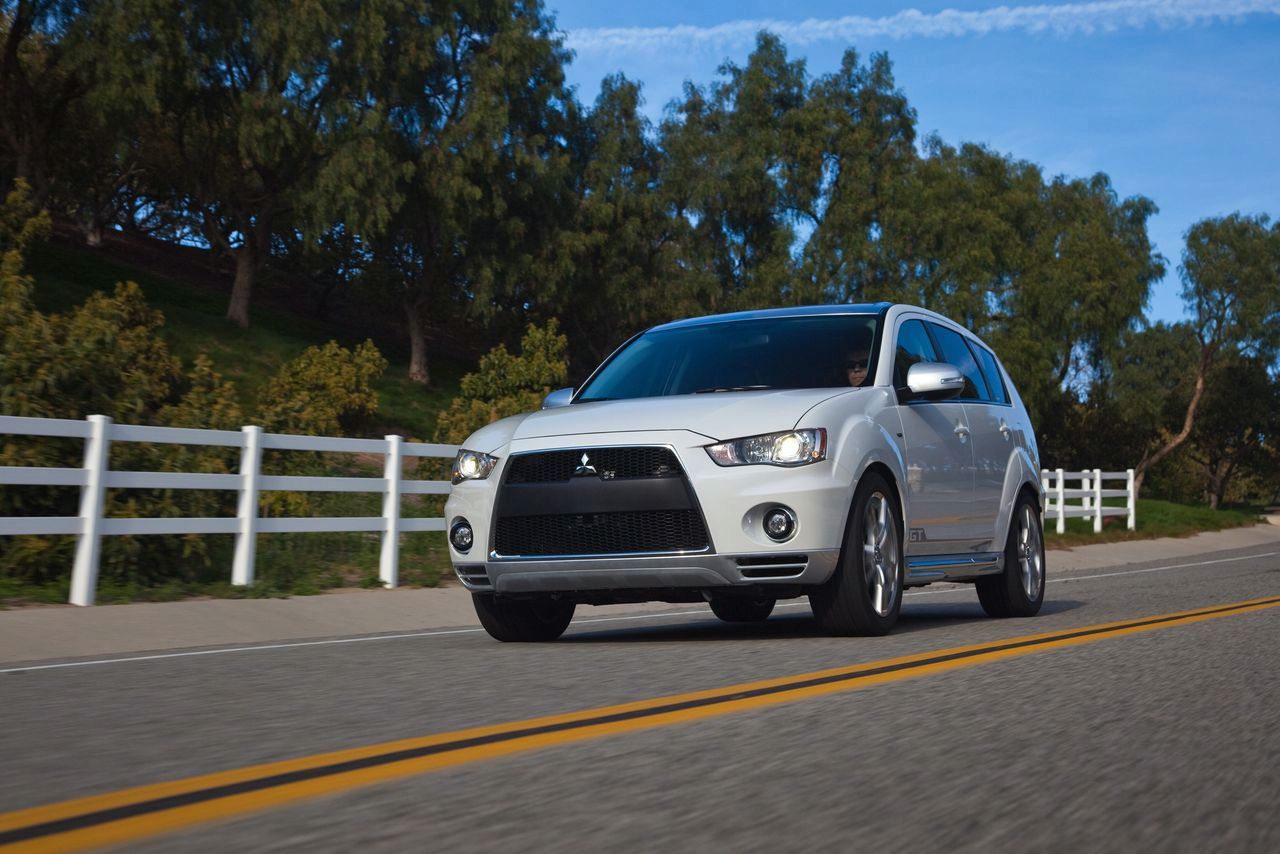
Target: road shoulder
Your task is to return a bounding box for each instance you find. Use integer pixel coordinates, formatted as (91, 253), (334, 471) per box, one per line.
(3, 522), (1279, 665)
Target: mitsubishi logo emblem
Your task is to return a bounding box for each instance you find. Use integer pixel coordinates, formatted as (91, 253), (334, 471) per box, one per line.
(573, 452), (598, 477)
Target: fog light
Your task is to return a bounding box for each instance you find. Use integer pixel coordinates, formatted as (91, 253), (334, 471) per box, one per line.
(450, 520), (474, 552)
(763, 507), (797, 542)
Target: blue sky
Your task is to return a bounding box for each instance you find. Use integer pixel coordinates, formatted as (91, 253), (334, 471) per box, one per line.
(546, 0), (1280, 323)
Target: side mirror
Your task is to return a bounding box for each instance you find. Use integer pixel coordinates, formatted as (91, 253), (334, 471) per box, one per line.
(906, 362), (965, 400)
(542, 387), (575, 409)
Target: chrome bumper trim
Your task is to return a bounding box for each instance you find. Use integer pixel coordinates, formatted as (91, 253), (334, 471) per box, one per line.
(458, 550), (841, 594)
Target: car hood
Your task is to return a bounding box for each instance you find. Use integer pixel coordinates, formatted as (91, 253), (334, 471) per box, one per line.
(464, 388), (863, 452)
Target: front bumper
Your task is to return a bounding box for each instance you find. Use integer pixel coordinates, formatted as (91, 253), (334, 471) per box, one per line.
(453, 549), (842, 594)
(446, 430), (855, 595)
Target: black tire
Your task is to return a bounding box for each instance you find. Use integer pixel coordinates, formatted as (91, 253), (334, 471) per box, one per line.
(977, 493), (1045, 618)
(472, 593), (576, 642)
(810, 471), (904, 636)
(709, 597), (776, 623)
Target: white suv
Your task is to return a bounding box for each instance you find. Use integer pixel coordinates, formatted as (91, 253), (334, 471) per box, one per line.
(446, 304), (1046, 641)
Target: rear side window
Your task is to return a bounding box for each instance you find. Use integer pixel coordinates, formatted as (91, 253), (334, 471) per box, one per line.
(893, 320), (938, 388)
(968, 341), (1009, 405)
(927, 323), (990, 402)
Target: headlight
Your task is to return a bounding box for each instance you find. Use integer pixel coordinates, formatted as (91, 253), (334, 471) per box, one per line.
(705, 428), (827, 467)
(451, 449), (499, 484)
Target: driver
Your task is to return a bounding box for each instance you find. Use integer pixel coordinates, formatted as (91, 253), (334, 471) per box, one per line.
(845, 349), (870, 386)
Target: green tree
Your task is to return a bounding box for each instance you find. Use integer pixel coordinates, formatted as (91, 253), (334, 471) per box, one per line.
(145, 0), (402, 328)
(1, 1), (97, 206)
(1, 1), (161, 242)
(558, 74), (709, 364)
(1102, 322), (1198, 476)
(1187, 354), (1280, 508)
(1133, 214), (1280, 493)
(660, 33), (808, 312)
(368, 0), (573, 385)
(870, 142), (1162, 431)
(792, 49), (917, 304)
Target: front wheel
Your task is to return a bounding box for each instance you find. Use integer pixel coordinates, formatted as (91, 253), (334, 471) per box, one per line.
(976, 495), (1045, 618)
(472, 593), (575, 642)
(810, 472), (904, 636)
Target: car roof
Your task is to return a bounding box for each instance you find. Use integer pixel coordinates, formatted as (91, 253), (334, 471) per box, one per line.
(649, 303), (896, 332)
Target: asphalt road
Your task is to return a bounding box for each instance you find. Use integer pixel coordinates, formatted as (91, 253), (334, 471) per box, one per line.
(3, 544), (1279, 852)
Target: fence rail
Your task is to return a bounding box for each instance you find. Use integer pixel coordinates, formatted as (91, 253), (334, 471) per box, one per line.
(0, 413), (1140, 605)
(0, 414), (458, 605)
(1040, 468), (1136, 534)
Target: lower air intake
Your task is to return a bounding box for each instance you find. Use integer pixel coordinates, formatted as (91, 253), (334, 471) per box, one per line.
(454, 565), (491, 587)
(494, 510), (709, 557)
(736, 554), (808, 579)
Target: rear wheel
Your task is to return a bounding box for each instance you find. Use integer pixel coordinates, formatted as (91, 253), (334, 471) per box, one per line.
(710, 597), (775, 623)
(976, 494), (1045, 618)
(810, 472), (903, 636)
(472, 593), (575, 642)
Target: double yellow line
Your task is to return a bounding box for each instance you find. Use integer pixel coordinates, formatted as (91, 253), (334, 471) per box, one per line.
(3, 594), (1279, 852)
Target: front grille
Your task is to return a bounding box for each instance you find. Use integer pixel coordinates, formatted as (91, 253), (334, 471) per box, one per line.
(505, 447), (682, 483)
(494, 510), (708, 557)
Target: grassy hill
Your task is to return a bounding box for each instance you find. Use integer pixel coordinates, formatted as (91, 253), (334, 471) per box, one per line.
(9, 235), (473, 603)
(25, 236), (465, 440)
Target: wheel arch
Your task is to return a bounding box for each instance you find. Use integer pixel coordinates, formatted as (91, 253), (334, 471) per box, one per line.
(840, 414), (909, 525)
(861, 461), (905, 518)
(838, 460), (907, 552)
(994, 447), (1044, 549)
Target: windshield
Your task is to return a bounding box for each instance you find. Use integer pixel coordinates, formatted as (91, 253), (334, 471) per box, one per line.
(576, 315), (881, 402)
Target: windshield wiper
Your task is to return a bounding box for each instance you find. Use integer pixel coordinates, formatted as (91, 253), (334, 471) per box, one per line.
(693, 385), (772, 394)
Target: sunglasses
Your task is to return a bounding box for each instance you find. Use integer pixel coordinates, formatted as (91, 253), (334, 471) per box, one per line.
(846, 359), (868, 370)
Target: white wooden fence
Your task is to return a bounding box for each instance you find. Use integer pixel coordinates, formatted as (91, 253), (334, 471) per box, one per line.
(0, 414), (458, 605)
(0, 413), (1140, 605)
(1041, 468), (1136, 534)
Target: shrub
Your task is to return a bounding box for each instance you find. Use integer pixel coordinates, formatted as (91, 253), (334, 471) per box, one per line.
(432, 320), (569, 445)
(255, 340), (388, 436)
(1, 179), (245, 585)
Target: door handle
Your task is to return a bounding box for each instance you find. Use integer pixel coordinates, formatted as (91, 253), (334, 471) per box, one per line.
(954, 422), (970, 441)
(999, 420), (1012, 439)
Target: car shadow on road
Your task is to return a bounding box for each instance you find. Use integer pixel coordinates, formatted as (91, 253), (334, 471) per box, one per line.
(561, 598), (1086, 643)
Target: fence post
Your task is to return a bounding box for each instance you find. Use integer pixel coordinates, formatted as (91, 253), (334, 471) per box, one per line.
(1040, 469), (1049, 525)
(232, 425), (263, 586)
(1093, 467), (1104, 533)
(1126, 468), (1137, 530)
(380, 435), (403, 588)
(1055, 467), (1066, 534)
(70, 414), (112, 606)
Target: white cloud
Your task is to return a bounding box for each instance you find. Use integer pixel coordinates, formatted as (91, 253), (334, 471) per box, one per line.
(566, 1), (1280, 53)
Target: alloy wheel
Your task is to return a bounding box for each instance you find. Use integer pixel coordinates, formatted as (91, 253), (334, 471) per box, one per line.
(862, 492), (900, 617)
(1017, 504), (1044, 600)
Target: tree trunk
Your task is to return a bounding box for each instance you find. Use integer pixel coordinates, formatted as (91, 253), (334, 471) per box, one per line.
(1214, 458), (1240, 511)
(225, 213), (272, 329)
(1133, 347), (1210, 497)
(1206, 465), (1223, 510)
(82, 216), (104, 248)
(405, 300), (430, 386)
(227, 249), (256, 329)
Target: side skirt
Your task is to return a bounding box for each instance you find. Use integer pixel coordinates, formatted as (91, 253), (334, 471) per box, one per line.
(905, 552), (1003, 584)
